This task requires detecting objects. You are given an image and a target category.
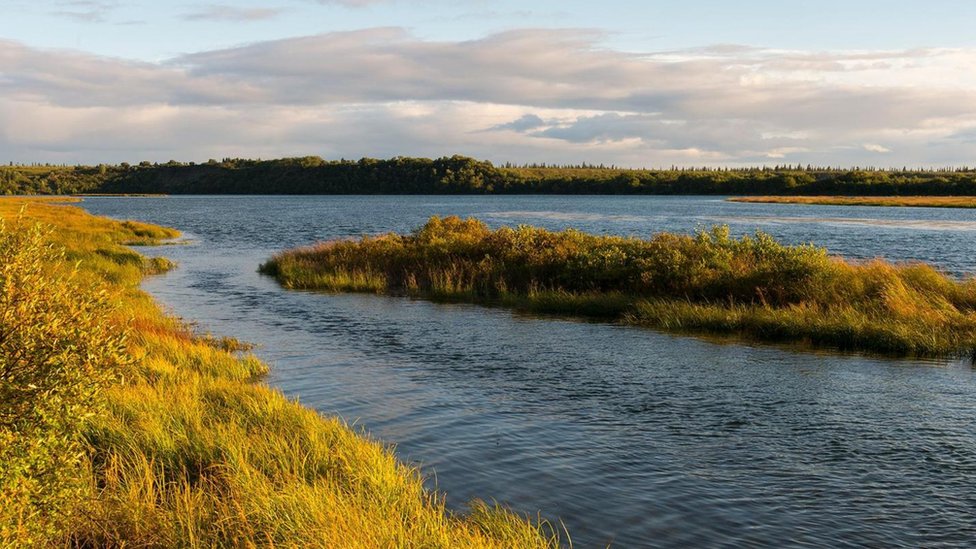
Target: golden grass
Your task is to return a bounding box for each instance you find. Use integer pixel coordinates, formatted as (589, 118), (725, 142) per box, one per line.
(0, 196), (83, 203)
(0, 199), (559, 548)
(262, 216), (976, 358)
(73, 193), (169, 197)
(728, 196), (976, 208)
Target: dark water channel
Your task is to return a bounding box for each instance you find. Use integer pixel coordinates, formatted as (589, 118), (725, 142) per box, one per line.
(81, 196), (976, 547)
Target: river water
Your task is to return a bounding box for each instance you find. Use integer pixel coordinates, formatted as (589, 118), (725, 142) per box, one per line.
(81, 196), (976, 548)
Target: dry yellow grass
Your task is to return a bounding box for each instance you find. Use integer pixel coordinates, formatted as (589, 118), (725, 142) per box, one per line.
(728, 196), (976, 208)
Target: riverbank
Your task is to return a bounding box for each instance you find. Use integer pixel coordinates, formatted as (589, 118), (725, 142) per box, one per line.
(261, 216), (976, 358)
(0, 199), (558, 547)
(729, 196), (976, 208)
(73, 193), (170, 197)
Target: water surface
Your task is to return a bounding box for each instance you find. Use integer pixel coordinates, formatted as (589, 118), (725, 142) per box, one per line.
(82, 196), (976, 547)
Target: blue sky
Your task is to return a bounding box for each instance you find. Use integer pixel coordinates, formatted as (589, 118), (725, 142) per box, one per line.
(9, 1), (976, 59)
(3, 0), (976, 166)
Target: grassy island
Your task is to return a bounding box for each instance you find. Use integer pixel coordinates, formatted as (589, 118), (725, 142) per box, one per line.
(729, 196), (976, 208)
(261, 217), (976, 359)
(0, 200), (558, 547)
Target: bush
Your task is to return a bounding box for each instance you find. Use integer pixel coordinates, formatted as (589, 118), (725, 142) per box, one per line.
(0, 219), (129, 545)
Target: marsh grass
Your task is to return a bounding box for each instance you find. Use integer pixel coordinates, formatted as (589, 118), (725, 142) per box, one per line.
(728, 196), (976, 208)
(262, 216), (976, 358)
(0, 200), (559, 548)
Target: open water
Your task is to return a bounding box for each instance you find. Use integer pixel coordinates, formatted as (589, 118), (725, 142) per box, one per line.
(82, 196), (976, 548)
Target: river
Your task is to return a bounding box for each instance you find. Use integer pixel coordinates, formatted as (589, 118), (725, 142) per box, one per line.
(82, 195), (976, 547)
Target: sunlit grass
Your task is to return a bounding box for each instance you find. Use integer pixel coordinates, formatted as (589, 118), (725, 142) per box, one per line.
(728, 196), (976, 208)
(0, 200), (560, 548)
(262, 216), (976, 358)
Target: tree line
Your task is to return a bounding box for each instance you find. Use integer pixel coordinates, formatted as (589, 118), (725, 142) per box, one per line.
(4, 155), (976, 195)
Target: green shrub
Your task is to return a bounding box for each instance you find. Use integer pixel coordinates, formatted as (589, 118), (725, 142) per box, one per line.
(0, 219), (129, 545)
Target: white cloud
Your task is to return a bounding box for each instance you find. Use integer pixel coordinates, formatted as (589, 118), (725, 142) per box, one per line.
(181, 5), (284, 22)
(311, 0), (390, 6)
(1, 30), (975, 166)
(49, 0), (118, 23)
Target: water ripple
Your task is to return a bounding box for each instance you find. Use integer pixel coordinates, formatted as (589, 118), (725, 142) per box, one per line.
(81, 196), (976, 548)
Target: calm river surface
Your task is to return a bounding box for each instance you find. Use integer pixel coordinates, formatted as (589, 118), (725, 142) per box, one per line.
(82, 196), (976, 548)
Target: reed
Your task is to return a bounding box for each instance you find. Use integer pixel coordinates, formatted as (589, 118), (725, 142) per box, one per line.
(0, 200), (559, 548)
(262, 216), (976, 358)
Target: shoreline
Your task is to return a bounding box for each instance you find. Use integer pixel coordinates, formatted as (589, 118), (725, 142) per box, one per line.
(728, 196), (976, 208)
(0, 198), (558, 547)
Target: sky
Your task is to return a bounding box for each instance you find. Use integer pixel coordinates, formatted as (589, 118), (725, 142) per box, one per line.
(2, 0), (976, 167)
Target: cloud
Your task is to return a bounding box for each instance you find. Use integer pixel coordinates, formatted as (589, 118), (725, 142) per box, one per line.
(49, 0), (117, 22)
(181, 5), (284, 22)
(443, 10), (567, 23)
(490, 114), (548, 132)
(1, 30), (976, 166)
(49, 10), (104, 22)
(312, 0), (389, 6)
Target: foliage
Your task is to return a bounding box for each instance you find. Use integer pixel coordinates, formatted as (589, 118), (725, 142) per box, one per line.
(7, 156), (976, 195)
(0, 218), (129, 545)
(263, 216), (976, 357)
(0, 200), (559, 548)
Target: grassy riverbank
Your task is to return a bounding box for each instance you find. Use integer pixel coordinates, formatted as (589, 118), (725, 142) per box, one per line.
(729, 196), (976, 208)
(262, 217), (976, 358)
(0, 200), (558, 547)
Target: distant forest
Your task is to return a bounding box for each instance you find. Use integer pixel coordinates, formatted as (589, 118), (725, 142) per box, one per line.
(5, 155), (976, 195)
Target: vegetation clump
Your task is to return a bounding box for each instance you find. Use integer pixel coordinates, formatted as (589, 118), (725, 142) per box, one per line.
(262, 216), (976, 358)
(0, 200), (559, 548)
(0, 219), (129, 544)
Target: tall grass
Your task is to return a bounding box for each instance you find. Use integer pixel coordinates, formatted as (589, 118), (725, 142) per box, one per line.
(262, 216), (976, 358)
(0, 200), (560, 548)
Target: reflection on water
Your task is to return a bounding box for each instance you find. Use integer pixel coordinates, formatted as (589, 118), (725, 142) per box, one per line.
(81, 196), (976, 547)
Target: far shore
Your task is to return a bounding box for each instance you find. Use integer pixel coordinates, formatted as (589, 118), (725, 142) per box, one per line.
(71, 193), (169, 197)
(728, 196), (976, 208)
